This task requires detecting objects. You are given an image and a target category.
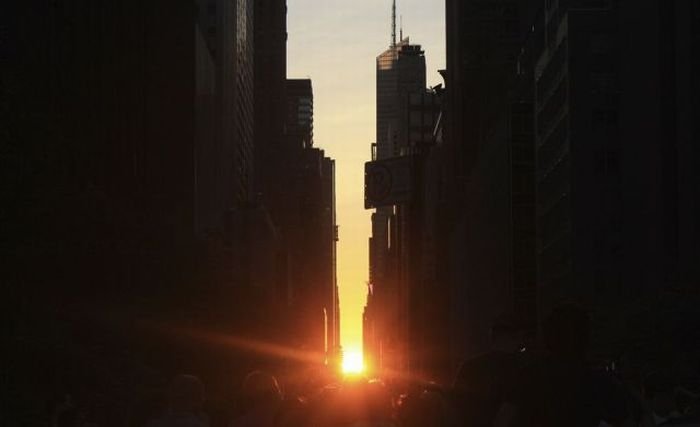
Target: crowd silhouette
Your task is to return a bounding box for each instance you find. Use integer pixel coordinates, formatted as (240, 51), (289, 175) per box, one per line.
(47, 305), (699, 427)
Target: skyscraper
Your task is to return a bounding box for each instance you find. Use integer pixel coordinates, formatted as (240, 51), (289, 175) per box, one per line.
(442, 0), (537, 371)
(376, 41), (427, 160)
(441, 0), (700, 367)
(4, 1), (259, 418)
(195, 0), (256, 235)
(366, 0), (427, 376)
(254, 0), (288, 202)
(253, 0), (290, 305)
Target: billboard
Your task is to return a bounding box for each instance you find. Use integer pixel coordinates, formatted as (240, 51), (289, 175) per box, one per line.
(365, 156), (413, 209)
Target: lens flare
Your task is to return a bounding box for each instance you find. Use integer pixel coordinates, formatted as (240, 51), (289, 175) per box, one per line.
(342, 349), (364, 374)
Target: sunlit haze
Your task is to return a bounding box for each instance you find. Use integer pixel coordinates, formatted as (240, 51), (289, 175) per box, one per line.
(342, 349), (365, 375)
(287, 0), (446, 357)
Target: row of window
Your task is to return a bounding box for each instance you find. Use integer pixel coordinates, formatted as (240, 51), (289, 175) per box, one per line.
(538, 156), (570, 211)
(538, 115), (568, 171)
(536, 38), (568, 104)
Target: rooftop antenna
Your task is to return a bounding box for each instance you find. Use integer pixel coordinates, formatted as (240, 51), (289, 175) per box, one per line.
(391, 0), (397, 47)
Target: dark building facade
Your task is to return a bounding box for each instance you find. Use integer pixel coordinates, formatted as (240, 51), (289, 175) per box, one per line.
(397, 88), (445, 380)
(196, 0), (255, 216)
(4, 1), (205, 297)
(441, 0), (532, 375)
(365, 32), (427, 377)
(294, 148), (339, 362)
(253, 0), (290, 306)
(436, 0), (700, 377)
(253, 0), (288, 215)
(3, 1), (265, 421)
(531, 0), (700, 353)
(275, 78), (340, 363)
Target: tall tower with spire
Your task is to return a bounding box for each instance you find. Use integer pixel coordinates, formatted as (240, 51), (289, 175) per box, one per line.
(364, 0), (426, 376)
(375, 1), (425, 160)
(391, 0), (397, 47)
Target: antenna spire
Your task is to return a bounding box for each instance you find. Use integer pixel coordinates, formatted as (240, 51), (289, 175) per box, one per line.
(391, 0), (397, 47)
(400, 15), (403, 41)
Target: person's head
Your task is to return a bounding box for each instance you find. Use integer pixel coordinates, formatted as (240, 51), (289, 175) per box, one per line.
(168, 374), (205, 414)
(543, 303), (590, 361)
(490, 312), (524, 353)
(239, 371), (283, 412)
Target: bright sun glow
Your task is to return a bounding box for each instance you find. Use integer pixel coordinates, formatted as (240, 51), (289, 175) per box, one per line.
(342, 350), (364, 374)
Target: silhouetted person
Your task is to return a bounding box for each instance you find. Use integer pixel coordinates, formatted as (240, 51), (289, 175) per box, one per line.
(273, 395), (309, 427)
(364, 379), (394, 424)
(452, 312), (528, 426)
(309, 377), (394, 426)
(147, 375), (209, 427)
(512, 304), (628, 427)
(396, 389), (449, 427)
(231, 371), (283, 427)
(640, 371), (700, 426)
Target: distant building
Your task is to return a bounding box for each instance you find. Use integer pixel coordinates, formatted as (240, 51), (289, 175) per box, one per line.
(286, 79), (314, 149)
(365, 0), (429, 378)
(275, 78), (340, 361)
(295, 148), (339, 361)
(376, 40), (427, 160)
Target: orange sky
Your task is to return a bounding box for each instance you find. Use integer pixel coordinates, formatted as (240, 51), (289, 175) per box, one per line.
(287, 0), (446, 356)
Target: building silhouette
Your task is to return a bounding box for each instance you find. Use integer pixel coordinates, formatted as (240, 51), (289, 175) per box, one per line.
(365, 0), (699, 384)
(531, 0), (700, 350)
(442, 0), (531, 371)
(253, 0), (292, 309)
(435, 0), (700, 376)
(376, 40), (427, 160)
(365, 0), (436, 379)
(295, 149), (340, 362)
(196, 0), (255, 210)
(269, 78), (340, 363)
(3, 0), (340, 420)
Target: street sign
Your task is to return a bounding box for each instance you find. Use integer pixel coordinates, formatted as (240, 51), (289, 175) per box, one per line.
(365, 156), (412, 209)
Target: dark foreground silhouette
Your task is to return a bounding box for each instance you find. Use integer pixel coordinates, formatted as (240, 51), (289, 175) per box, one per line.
(39, 306), (700, 427)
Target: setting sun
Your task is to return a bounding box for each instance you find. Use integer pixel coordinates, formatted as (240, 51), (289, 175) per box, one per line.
(342, 350), (364, 374)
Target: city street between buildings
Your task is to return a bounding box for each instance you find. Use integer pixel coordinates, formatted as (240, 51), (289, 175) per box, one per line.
(3, 0), (700, 426)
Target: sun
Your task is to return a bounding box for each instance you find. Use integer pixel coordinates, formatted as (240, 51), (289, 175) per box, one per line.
(342, 350), (364, 375)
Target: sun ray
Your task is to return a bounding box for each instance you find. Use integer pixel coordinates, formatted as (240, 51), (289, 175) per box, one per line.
(342, 349), (364, 374)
